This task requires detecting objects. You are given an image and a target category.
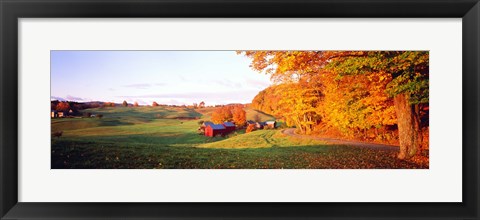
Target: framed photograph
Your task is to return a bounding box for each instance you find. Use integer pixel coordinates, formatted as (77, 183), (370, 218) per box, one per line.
(1, 0), (478, 219)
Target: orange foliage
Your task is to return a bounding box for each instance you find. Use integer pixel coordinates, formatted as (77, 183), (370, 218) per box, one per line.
(319, 71), (396, 137)
(211, 106), (233, 124)
(239, 50), (430, 160)
(240, 51), (428, 148)
(103, 102), (115, 107)
(56, 102), (70, 112)
(246, 124), (255, 133)
(232, 106), (247, 127)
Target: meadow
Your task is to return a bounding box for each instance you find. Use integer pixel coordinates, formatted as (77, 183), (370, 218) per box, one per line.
(51, 106), (427, 169)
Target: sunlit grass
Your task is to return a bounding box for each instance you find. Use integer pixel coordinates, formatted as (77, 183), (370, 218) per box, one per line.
(51, 106), (426, 169)
(199, 130), (327, 149)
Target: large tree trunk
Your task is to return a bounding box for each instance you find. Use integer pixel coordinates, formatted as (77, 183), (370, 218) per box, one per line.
(294, 116), (304, 134)
(393, 93), (422, 159)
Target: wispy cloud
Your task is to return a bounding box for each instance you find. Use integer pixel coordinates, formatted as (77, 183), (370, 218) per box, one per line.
(246, 78), (270, 89)
(66, 95), (84, 101)
(122, 83), (152, 89)
(177, 75), (199, 83)
(51, 96), (66, 101)
(51, 95), (85, 102)
(212, 79), (242, 88)
(118, 90), (259, 100)
(122, 83), (167, 89)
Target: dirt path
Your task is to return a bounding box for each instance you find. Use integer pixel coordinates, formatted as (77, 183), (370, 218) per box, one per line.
(282, 128), (399, 151)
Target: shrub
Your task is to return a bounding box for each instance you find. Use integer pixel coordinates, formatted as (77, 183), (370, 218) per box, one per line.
(246, 124), (255, 133)
(96, 114), (103, 119)
(278, 121), (288, 129)
(103, 102), (115, 107)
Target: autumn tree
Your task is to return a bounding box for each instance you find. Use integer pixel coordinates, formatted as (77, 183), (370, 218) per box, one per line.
(324, 51), (428, 159)
(134, 102), (139, 107)
(251, 85), (283, 117)
(51, 100), (59, 111)
(103, 102), (115, 107)
(232, 106), (247, 126)
(241, 51), (323, 134)
(319, 70), (396, 137)
(279, 82), (322, 134)
(239, 51), (429, 159)
(56, 102), (70, 112)
(211, 106), (233, 124)
(122, 100), (128, 107)
(199, 101), (205, 108)
(246, 124), (255, 133)
(152, 101), (159, 107)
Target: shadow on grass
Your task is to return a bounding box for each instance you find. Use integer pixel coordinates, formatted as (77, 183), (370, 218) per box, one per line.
(51, 139), (427, 169)
(99, 119), (134, 126)
(66, 132), (216, 145)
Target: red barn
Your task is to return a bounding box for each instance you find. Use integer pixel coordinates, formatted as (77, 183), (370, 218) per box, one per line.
(205, 124), (227, 137)
(222, 122), (236, 133)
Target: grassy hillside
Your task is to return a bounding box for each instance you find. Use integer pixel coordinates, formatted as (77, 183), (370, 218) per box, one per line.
(51, 106), (426, 169)
(54, 108), (214, 146)
(52, 106), (274, 147)
(82, 106), (201, 123)
(245, 108), (275, 122)
(53, 106), (200, 132)
(199, 130), (325, 149)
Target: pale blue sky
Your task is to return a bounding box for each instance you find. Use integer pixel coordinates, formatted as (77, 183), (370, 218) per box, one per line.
(51, 51), (272, 106)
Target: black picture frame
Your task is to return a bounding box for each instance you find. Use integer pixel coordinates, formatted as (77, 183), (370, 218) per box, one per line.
(1, 0), (478, 219)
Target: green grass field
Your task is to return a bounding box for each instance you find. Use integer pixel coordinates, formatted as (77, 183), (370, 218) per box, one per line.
(51, 106), (426, 169)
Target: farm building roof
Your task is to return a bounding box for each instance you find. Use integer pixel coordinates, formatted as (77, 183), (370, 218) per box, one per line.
(203, 121), (214, 126)
(223, 122), (235, 127)
(208, 124), (227, 130)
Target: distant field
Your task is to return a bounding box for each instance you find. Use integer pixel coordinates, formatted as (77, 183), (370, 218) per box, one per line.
(51, 106), (426, 169)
